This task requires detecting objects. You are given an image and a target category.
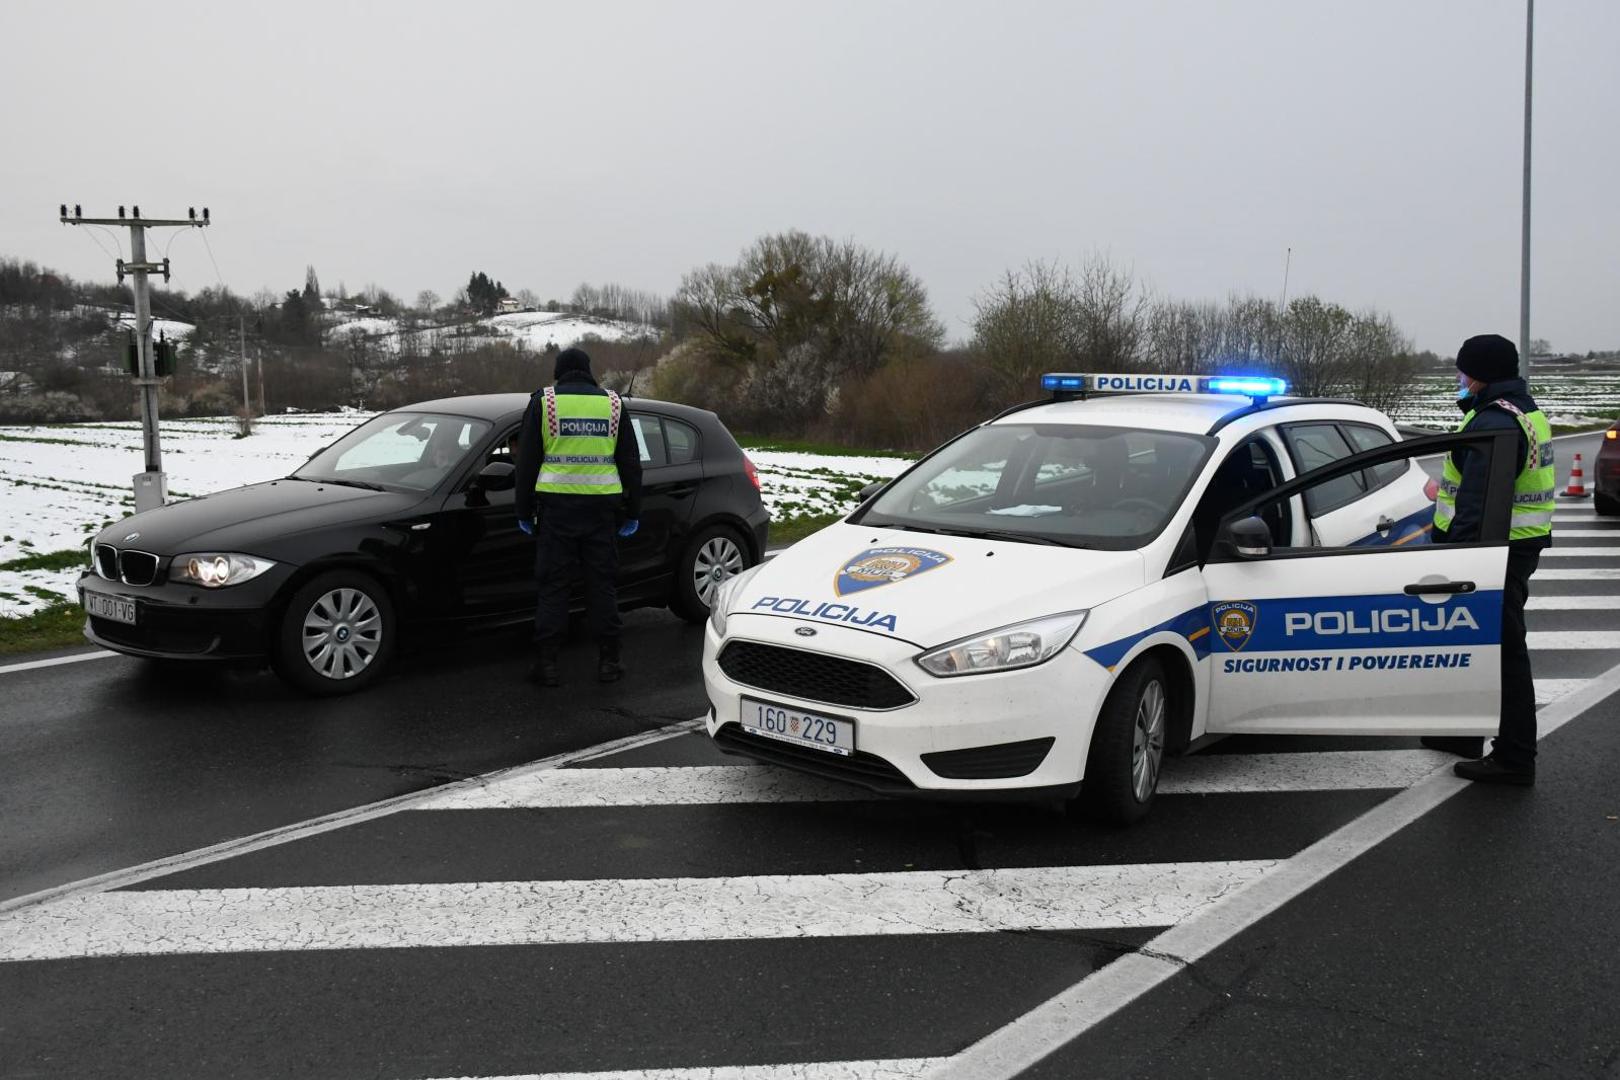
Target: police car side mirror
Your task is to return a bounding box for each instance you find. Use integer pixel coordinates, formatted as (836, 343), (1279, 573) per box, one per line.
(472, 461), (515, 493)
(1219, 516), (1272, 560)
(859, 481), (887, 502)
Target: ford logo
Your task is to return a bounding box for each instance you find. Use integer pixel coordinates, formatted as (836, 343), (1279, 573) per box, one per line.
(123, 532), (141, 542)
(794, 626), (817, 637)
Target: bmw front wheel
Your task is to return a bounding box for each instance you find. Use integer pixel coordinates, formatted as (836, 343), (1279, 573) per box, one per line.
(671, 523), (751, 624)
(274, 570), (396, 696)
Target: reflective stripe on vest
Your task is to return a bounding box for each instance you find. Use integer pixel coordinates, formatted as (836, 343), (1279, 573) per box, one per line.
(536, 387), (624, 496)
(1433, 400), (1555, 540)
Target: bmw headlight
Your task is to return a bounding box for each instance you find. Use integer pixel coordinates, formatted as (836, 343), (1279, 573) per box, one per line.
(708, 563), (764, 637)
(915, 610), (1089, 677)
(175, 553), (276, 589)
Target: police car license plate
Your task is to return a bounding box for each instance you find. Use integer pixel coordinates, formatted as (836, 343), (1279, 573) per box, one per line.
(83, 589), (137, 625)
(740, 698), (854, 757)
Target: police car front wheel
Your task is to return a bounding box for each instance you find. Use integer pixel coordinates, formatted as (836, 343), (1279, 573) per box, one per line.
(273, 570), (396, 696)
(1080, 656), (1170, 825)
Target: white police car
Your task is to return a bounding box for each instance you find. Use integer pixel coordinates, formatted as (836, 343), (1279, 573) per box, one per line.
(703, 373), (1525, 822)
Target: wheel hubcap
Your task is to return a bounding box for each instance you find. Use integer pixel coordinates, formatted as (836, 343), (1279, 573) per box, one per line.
(1131, 678), (1167, 803)
(302, 587), (382, 680)
(693, 536), (746, 606)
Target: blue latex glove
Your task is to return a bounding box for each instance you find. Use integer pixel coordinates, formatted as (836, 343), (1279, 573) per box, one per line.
(517, 518), (534, 536)
(617, 519), (639, 538)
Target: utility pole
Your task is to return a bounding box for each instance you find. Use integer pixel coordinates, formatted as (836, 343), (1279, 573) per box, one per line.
(1520, 0), (1534, 389)
(60, 204), (209, 512)
(238, 313), (252, 434)
(1278, 247), (1293, 312)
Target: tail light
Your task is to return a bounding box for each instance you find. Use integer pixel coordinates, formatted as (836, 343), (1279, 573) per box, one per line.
(743, 454), (761, 491)
(1606, 429), (1617, 441)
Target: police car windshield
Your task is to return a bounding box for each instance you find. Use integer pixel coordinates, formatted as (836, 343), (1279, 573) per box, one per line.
(294, 411), (492, 493)
(856, 423), (1213, 550)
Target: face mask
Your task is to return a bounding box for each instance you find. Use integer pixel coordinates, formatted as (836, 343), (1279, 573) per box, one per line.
(1456, 374), (1474, 401)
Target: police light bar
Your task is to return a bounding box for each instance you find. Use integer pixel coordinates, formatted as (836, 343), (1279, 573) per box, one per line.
(1041, 373), (1288, 400)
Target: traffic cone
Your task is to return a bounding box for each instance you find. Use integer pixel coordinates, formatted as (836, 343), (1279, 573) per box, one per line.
(1562, 453), (1591, 498)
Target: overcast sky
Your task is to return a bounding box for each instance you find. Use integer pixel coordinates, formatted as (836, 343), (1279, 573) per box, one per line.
(3, 0), (1616, 355)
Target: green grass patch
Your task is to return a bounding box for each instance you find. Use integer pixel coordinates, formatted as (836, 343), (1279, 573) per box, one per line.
(0, 432), (83, 446)
(0, 548), (86, 572)
(1550, 419), (1617, 436)
(769, 513), (843, 546)
(737, 436), (911, 459)
(0, 602), (85, 656)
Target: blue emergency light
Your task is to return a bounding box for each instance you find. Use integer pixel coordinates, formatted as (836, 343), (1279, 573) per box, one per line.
(1042, 372), (1288, 401)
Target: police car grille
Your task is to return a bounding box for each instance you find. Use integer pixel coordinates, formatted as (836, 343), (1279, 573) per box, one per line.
(921, 737), (1056, 780)
(717, 642), (915, 710)
(118, 550), (159, 586)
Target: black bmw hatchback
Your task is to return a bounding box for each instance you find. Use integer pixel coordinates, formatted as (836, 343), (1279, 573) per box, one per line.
(78, 394), (769, 694)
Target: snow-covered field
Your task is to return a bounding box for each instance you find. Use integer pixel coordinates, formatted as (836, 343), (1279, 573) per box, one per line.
(1390, 372), (1619, 427)
(0, 413), (910, 618)
(327, 310), (656, 354)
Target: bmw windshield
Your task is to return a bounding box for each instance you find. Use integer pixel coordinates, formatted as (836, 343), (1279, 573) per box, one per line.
(293, 411), (492, 493)
(854, 423), (1214, 550)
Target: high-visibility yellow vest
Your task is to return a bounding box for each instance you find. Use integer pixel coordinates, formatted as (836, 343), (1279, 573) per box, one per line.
(1434, 399), (1555, 541)
(535, 387), (624, 496)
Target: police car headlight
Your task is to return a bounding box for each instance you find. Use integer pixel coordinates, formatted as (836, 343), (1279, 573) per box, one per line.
(708, 563), (765, 637)
(915, 610), (1089, 678)
(175, 553), (275, 588)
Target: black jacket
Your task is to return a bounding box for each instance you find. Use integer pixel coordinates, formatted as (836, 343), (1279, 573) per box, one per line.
(513, 372), (643, 524)
(1436, 378), (1551, 550)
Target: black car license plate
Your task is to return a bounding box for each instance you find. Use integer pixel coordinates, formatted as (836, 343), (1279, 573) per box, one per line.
(84, 590), (137, 625)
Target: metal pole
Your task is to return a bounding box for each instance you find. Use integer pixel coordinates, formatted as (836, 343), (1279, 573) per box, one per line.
(239, 314), (251, 422)
(1520, 0), (1534, 388)
(128, 225), (163, 481)
(1278, 247), (1293, 312)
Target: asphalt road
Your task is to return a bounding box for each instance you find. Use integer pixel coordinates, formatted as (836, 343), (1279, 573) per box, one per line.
(0, 608), (709, 903)
(0, 429), (1613, 1078)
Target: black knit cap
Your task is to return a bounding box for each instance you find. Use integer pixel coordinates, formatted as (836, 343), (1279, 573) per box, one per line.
(553, 346), (592, 380)
(1456, 334), (1519, 384)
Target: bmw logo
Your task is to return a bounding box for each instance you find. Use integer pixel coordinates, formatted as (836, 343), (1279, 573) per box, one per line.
(336, 626), (351, 643)
(795, 627), (817, 638)
(123, 532), (141, 542)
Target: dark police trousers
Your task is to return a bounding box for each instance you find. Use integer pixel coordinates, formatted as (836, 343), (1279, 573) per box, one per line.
(1496, 547), (1541, 767)
(533, 500), (621, 644)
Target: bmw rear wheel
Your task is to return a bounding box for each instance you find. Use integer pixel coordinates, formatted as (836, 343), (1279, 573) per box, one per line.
(274, 570), (396, 696)
(1080, 656), (1169, 825)
(671, 523), (751, 624)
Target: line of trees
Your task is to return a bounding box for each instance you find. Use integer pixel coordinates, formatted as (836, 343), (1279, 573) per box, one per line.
(1, 241), (1450, 442)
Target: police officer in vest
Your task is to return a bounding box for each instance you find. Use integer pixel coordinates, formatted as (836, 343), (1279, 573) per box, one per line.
(1429, 334), (1554, 785)
(514, 347), (643, 686)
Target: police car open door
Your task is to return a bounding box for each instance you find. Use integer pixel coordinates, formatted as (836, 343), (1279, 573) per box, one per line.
(1201, 428), (1519, 736)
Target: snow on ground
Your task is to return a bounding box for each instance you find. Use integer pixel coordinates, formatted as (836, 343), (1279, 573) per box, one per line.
(112, 314), (195, 340)
(0, 416), (915, 617)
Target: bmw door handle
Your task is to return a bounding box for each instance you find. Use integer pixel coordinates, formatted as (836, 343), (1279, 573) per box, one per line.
(660, 483), (699, 499)
(1404, 581), (1475, 596)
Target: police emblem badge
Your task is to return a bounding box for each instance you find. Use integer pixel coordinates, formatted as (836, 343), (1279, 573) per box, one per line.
(1211, 601), (1259, 651)
(834, 547), (952, 597)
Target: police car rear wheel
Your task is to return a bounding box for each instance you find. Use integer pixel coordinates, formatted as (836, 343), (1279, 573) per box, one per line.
(672, 524), (750, 624)
(273, 571), (395, 696)
(1080, 657), (1169, 825)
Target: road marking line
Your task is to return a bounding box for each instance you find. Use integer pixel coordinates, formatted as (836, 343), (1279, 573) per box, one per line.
(0, 860), (1276, 961)
(1538, 547), (1620, 557)
(1526, 595), (1620, 610)
(417, 1061), (947, 1080)
(1537, 678), (1590, 705)
(1526, 631), (1620, 650)
(0, 650), (117, 676)
(926, 657), (1620, 1080)
(0, 719), (705, 915)
(1536, 569), (1620, 580)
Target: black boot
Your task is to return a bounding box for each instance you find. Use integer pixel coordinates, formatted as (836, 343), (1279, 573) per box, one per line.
(1454, 753), (1535, 786)
(1421, 736), (1485, 758)
(598, 638), (624, 683)
(527, 639), (560, 687)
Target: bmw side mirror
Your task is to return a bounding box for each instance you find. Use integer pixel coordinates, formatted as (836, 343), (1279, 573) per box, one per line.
(472, 461), (515, 492)
(859, 481), (887, 502)
(1218, 516), (1272, 560)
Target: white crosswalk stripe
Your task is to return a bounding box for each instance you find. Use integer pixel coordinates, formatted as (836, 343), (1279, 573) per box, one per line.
(1526, 631), (1620, 650)
(1538, 548), (1620, 557)
(1534, 568), (1620, 580)
(0, 861), (1277, 960)
(417, 1063), (946, 1080)
(1526, 595), (1620, 610)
